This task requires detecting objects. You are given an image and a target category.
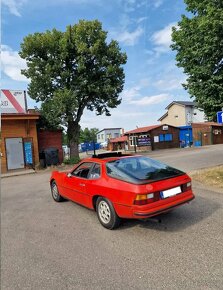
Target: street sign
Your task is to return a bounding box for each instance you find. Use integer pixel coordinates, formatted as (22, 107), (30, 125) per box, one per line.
(217, 111), (223, 124)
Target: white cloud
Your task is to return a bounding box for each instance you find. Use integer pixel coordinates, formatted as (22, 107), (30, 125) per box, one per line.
(80, 107), (148, 130)
(151, 22), (176, 52)
(137, 17), (147, 24)
(2, 0), (26, 17)
(154, 76), (186, 91)
(120, 79), (150, 101)
(130, 93), (169, 106)
(116, 27), (143, 46)
(1, 45), (28, 82)
(121, 86), (141, 101)
(152, 0), (164, 8)
(152, 61), (187, 91)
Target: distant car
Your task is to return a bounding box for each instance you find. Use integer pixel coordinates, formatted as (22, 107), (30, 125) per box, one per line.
(50, 153), (195, 229)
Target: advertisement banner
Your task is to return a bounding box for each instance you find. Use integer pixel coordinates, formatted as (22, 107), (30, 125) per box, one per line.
(1, 90), (27, 113)
(137, 137), (151, 146)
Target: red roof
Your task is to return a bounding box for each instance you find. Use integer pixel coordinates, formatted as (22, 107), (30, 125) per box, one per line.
(110, 136), (128, 143)
(125, 125), (161, 135)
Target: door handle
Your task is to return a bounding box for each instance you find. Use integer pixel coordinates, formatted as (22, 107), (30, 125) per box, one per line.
(80, 183), (86, 187)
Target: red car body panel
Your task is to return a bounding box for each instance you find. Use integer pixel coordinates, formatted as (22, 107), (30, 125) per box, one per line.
(50, 156), (195, 219)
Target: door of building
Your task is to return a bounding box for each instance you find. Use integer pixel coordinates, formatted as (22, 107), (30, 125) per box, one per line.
(5, 138), (25, 170)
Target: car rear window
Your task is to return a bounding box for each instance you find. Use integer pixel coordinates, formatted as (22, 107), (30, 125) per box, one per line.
(106, 156), (184, 184)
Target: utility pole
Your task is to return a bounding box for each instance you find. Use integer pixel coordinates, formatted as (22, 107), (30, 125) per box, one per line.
(134, 134), (137, 153)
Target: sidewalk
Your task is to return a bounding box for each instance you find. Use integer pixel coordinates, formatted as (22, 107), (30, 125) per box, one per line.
(1, 169), (36, 178)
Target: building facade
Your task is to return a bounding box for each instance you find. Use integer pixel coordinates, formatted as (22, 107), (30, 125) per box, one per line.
(108, 136), (128, 151)
(158, 101), (206, 126)
(124, 124), (180, 151)
(1, 113), (40, 173)
(192, 122), (223, 146)
(97, 128), (123, 144)
(1, 89), (40, 173)
(38, 129), (63, 164)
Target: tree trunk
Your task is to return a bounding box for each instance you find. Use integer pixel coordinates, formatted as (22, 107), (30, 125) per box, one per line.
(67, 120), (80, 159)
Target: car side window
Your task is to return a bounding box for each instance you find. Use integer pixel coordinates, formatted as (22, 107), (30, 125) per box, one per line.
(89, 163), (101, 179)
(72, 162), (93, 179)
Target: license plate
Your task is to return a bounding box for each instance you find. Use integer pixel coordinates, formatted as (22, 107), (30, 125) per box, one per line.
(160, 186), (181, 199)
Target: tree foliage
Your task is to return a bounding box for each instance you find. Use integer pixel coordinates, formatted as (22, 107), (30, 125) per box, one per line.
(20, 20), (127, 157)
(171, 0), (223, 120)
(79, 128), (99, 143)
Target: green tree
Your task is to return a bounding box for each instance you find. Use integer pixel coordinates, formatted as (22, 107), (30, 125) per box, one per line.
(79, 128), (99, 143)
(36, 107), (61, 130)
(62, 132), (68, 145)
(20, 20), (127, 157)
(171, 0), (223, 120)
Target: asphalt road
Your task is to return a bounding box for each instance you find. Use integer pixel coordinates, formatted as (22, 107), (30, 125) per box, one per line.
(1, 145), (223, 290)
(143, 144), (223, 172)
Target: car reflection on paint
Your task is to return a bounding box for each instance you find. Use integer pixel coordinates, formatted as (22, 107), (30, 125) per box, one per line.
(50, 152), (195, 229)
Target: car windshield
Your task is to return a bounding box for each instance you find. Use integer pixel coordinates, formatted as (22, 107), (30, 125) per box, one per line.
(106, 156), (184, 184)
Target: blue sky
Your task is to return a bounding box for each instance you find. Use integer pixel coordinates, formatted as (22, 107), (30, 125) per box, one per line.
(2, 0), (191, 131)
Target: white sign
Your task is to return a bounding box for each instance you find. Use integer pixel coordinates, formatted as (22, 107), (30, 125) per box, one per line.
(154, 136), (159, 143)
(162, 125), (168, 131)
(1, 90), (27, 113)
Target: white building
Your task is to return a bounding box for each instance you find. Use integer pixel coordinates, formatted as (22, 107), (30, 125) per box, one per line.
(97, 128), (123, 144)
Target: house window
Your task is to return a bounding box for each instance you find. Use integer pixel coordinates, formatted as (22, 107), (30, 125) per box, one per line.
(159, 134), (164, 142)
(165, 134), (173, 141)
(101, 134), (104, 139)
(129, 136), (137, 146)
(159, 134), (173, 142)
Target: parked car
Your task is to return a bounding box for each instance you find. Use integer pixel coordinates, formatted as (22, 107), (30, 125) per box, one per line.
(50, 152), (195, 229)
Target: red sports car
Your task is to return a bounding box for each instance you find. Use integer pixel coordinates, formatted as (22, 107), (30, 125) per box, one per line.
(50, 152), (195, 229)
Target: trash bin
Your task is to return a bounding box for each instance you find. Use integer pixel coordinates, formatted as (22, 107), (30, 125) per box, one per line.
(44, 148), (59, 166)
(39, 151), (46, 168)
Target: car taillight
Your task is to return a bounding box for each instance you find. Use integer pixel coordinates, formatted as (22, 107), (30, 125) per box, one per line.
(187, 182), (192, 188)
(181, 182), (192, 192)
(134, 193), (154, 205)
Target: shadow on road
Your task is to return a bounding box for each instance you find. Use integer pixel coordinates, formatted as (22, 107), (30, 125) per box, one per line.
(118, 195), (220, 232)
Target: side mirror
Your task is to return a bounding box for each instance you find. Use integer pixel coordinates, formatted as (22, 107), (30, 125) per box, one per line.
(67, 172), (72, 178)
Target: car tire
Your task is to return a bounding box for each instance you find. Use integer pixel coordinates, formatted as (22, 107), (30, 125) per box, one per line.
(96, 197), (121, 230)
(51, 180), (65, 202)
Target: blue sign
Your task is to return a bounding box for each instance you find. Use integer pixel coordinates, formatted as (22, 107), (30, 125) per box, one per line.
(217, 111), (223, 124)
(24, 142), (33, 164)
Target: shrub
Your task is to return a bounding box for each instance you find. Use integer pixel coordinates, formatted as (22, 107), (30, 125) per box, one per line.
(63, 157), (80, 165)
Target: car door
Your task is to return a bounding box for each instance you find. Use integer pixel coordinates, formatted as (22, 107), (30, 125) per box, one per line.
(63, 162), (94, 206)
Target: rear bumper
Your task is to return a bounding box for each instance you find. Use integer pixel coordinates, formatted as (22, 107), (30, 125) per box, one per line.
(132, 191), (195, 218)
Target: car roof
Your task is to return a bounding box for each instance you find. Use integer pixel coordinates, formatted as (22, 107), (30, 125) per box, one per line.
(81, 152), (137, 164)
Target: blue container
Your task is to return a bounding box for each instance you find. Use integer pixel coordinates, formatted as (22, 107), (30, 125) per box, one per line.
(179, 126), (193, 147)
(80, 142), (100, 152)
(194, 141), (201, 147)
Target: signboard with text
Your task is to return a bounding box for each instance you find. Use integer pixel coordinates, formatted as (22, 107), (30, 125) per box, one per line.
(137, 137), (151, 147)
(1, 90), (27, 113)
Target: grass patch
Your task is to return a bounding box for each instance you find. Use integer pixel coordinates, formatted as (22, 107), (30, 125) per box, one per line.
(190, 165), (223, 189)
(63, 157), (80, 165)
